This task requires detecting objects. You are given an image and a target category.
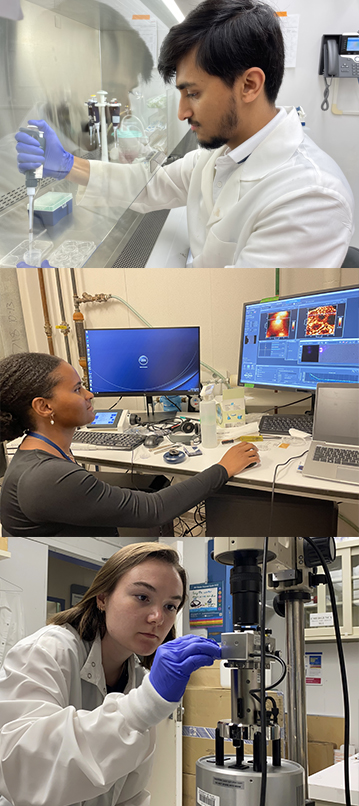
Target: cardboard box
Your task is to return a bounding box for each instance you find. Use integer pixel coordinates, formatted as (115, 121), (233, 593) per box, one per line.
(183, 773), (196, 806)
(0, 537), (8, 552)
(184, 686), (231, 729)
(187, 660), (222, 688)
(307, 715), (344, 749)
(308, 741), (335, 776)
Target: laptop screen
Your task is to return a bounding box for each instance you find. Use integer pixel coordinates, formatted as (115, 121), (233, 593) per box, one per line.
(313, 384), (359, 446)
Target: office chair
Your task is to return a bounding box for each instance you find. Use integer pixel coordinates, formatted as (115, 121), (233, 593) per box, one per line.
(342, 246), (359, 267)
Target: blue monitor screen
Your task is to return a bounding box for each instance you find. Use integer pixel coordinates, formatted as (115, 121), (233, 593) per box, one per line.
(238, 286), (359, 391)
(85, 327), (201, 396)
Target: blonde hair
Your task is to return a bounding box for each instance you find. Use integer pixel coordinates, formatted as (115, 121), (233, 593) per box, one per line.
(50, 542), (187, 669)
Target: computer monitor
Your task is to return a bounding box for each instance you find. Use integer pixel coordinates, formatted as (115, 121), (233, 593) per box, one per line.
(85, 327), (201, 396)
(238, 285), (359, 392)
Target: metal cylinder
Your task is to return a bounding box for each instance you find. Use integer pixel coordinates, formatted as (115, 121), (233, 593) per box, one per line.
(230, 667), (258, 726)
(286, 598), (308, 795)
(196, 756), (305, 806)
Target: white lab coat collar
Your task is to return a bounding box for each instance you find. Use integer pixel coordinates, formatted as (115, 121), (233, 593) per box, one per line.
(201, 106), (304, 227)
(225, 106), (287, 165)
(79, 629), (136, 696)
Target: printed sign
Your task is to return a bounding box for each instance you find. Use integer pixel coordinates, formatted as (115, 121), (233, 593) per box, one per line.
(189, 583), (223, 627)
(305, 652), (322, 685)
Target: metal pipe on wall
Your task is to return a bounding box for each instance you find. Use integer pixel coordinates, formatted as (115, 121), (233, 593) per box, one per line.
(71, 269), (88, 386)
(54, 268), (72, 364)
(37, 269), (55, 355)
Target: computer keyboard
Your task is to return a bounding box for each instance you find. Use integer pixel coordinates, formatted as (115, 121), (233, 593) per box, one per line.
(71, 430), (146, 451)
(313, 446), (359, 466)
(259, 414), (313, 436)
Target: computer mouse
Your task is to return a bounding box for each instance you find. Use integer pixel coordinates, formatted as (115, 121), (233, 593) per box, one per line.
(144, 434), (164, 448)
(246, 460), (260, 469)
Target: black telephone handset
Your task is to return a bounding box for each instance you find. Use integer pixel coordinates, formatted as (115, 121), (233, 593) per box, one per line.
(324, 38), (339, 77)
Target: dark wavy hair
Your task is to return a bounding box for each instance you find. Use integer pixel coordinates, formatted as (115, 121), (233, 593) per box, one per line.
(158, 0), (285, 104)
(50, 542), (188, 670)
(0, 352), (63, 442)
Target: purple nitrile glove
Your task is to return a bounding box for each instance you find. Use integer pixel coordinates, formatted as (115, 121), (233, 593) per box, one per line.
(17, 260), (54, 268)
(15, 119), (74, 180)
(149, 634), (221, 702)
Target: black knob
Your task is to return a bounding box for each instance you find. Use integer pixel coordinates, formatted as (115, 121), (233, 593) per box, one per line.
(303, 536), (336, 569)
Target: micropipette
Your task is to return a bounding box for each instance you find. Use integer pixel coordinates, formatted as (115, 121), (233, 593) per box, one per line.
(19, 124), (45, 253)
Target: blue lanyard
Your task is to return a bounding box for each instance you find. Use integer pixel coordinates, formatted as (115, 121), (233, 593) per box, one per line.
(26, 431), (74, 463)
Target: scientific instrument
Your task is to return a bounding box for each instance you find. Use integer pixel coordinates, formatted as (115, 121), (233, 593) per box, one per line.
(18, 124), (45, 256)
(196, 535), (337, 806)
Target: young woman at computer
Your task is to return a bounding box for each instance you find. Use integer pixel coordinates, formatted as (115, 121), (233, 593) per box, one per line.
(0, 353), (260, 537)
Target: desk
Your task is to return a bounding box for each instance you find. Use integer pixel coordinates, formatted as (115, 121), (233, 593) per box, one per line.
(72, 431), (359, 537)
(308, 755), (359, 805)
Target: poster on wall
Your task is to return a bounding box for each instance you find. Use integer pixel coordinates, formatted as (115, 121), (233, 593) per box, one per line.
(189, 582), (223, 627)
(305, 651), (323, 685)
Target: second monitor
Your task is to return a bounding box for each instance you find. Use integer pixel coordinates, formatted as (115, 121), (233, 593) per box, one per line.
(85, 326), (201, 397)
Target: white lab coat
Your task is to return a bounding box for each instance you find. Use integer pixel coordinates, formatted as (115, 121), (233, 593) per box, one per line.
(0, 624), (178, 806)
(78, 106), (354, 269)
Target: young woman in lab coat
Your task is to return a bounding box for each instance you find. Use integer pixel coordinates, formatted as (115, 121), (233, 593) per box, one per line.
(0, 352), (260, 537)
(0, 542), (220, 806)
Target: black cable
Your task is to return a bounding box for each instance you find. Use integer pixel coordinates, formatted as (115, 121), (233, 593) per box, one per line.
(108, 396), (123, 411)
(263, 654), (287, 690)
(259, 535), (269, 806)
(268, 450), (310, 537)
(162, 395), (182, 412)
(250, 653), (287, 698)
(261, 395), (313, 415)
(302, 536), (351, 806)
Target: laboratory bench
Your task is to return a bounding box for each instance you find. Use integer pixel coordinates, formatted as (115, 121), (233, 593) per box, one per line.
(70, 427), (359, 539)
(0, 131), (196, 269)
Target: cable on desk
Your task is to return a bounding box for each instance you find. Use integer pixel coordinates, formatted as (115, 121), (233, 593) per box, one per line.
(261, 395), (313, 415)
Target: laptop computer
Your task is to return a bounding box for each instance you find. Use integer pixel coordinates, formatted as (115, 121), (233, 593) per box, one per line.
(302, 383), (359, 486)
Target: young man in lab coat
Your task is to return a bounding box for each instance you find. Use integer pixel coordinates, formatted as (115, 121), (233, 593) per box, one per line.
(15, 0), (354, 268)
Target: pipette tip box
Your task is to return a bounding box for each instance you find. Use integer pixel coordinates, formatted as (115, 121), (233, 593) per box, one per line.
(29, 192), (73, 227)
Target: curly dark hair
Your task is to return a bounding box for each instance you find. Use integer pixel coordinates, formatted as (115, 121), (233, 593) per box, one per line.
(158, 0), (285, 104)
(0, 352), (64, 442)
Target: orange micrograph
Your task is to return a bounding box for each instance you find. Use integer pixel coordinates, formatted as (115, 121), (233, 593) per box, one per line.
(306, 305), (336, 337)
(266, 311), (290, 338)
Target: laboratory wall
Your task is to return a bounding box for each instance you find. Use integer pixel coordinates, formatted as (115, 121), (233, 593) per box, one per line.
(15, 266), (358, 388)
(274, 0), (359, 246)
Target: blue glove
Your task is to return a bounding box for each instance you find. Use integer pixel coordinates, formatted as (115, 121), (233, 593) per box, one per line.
(16, 260), (54, 268)
(15, 119), (74, 180)
(149, 634), (221, 702)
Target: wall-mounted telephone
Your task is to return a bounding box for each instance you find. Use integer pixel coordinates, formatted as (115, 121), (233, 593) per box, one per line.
(319, 33), (359, 110)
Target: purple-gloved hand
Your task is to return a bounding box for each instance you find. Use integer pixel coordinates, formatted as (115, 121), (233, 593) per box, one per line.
(16, 260), (54, 268)
(15, 119), (74, 180)
(149, 634), (221, 702)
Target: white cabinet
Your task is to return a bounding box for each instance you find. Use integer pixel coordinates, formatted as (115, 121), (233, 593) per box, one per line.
(305, 539), (359, 642)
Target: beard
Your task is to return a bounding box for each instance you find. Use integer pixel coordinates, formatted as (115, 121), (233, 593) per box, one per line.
(194, 93), (239, 150)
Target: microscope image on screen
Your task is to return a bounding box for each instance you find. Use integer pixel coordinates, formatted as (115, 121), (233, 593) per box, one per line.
(305, 305), (337, 337)
(265, 310), (290, 339)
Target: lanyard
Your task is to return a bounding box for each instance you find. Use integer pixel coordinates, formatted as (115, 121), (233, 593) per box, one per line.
(26, 431), (74, 463)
